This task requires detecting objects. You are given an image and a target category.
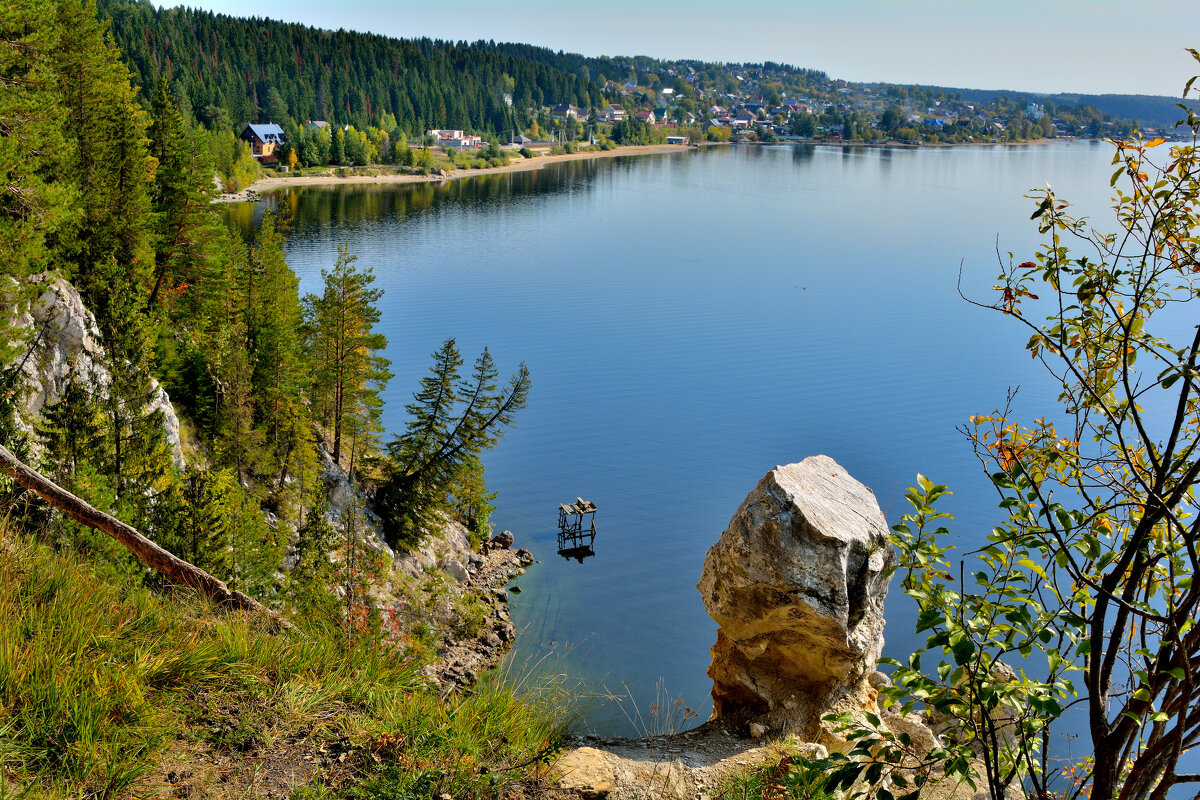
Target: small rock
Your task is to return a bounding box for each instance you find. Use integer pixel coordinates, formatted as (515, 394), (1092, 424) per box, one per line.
(515, 547), (533, 566)
(441, 556), (469, 583)
(554, 747), (614, 798)
(491, 529), (515, 549)
(748, 722), (767, 739)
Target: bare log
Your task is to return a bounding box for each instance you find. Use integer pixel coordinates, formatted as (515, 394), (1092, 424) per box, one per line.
(0, 444), (291, 631)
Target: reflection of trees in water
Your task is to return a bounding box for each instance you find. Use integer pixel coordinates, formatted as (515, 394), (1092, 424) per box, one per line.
(791, 144), (816, 165)
(219, 157), (642, 240)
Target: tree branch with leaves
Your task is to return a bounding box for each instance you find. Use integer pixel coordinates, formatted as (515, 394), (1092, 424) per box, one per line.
(828, 54), (1200, 800)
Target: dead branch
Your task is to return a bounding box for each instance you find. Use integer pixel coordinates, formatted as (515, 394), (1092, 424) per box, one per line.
(0, 443), (292, 632)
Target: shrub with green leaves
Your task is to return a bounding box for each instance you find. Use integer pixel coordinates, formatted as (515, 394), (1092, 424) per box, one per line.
(829, 58), (1200, 800)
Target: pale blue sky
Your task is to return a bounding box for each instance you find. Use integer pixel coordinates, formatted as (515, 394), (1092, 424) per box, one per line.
(167, 0), (1198, 96)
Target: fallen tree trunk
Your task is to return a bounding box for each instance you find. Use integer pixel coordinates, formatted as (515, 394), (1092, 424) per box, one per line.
(0, 444), (290, 631)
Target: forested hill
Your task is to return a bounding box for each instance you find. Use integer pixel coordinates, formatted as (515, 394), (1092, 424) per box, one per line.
(97, 0), (605, 136)
(924, 86), (1192, 128)
(487, 42), (828, 92)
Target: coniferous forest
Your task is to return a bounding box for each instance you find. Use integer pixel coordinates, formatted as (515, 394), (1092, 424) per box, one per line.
(2, 0), (526, 601)
(98, 0), (605, 137)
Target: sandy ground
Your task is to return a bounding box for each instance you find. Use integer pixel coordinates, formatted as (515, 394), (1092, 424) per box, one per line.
(215, 143), (697, 202)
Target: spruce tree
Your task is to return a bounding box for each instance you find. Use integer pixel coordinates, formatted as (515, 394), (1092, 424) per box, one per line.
(330, 126), (346, 164)
(147, 77), (221, 315)
(376, 340), (529, 548)
(154, 467), (234, 576)
(53, 0), (154, 325)
(0, 0), (79, 358)
(35, 370), (107, 489)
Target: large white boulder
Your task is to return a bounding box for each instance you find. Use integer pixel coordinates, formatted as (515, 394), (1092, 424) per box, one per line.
(697, 455), (895, 736)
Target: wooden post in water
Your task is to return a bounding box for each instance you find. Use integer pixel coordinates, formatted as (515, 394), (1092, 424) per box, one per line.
(556, 497), (597, 561)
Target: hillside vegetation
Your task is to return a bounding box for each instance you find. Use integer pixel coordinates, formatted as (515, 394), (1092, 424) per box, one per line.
(0, 530), (569, 799)
(1, 1), (553, 794)
(98, 0), (604, 137)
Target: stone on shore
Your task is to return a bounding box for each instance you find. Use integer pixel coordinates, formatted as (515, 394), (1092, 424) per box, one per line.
(696, 455), (895, 736)
(552, 748), (615, 798)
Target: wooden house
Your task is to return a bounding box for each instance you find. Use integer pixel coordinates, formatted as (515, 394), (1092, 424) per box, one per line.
(240, 123), (285, 161)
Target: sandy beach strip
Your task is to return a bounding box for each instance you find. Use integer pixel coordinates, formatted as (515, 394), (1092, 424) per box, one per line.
(214, 143), (698, 202)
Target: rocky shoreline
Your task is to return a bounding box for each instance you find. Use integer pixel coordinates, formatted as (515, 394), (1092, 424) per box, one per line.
(316, 443), (535, 691)
(543, 456), (1014, 800)
(420, 531), (534, 691)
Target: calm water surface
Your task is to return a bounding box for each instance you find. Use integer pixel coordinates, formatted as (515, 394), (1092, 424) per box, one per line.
(235, 142), (1124, 735)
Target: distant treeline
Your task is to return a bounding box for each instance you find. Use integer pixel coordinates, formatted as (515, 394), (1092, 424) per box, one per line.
(922, 86), (1196, 128)
(488, 42), (829, 93)
(97, 0), (605, 135)
(97, 0), (1181, 139)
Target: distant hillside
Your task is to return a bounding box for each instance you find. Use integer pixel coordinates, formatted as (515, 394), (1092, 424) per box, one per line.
(488, 42), (829, 94)
(920, 86), (1194, 128)
(97, 0), (605, 135)
(97, 0), (1183, 137)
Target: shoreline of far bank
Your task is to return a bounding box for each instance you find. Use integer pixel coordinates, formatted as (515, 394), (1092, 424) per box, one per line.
(215, 137), (1090, 203)
(213, 143), (704, 203)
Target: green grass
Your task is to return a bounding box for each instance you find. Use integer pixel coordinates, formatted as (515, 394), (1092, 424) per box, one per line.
(0, 530), (572, 799)
(713, 748), (841, 800)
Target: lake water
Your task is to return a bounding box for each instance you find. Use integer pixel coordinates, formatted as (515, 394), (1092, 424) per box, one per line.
(235, 141), (1125, 735)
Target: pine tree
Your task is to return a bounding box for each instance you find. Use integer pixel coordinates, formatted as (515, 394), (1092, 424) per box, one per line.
(304, 245), (390, 469)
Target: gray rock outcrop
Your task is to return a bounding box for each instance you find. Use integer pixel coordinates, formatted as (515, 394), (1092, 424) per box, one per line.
(6, 274), (183, 468)
(697, 455), (895, 736)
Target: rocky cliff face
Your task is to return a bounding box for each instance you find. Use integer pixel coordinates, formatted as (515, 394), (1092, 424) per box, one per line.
(316, 442), (533, 690)
(6, 274), (183, 468)
(696, 455), (895, 737)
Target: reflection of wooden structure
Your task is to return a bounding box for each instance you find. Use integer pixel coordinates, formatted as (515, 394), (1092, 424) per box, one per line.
(557, 497), (597, 562)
